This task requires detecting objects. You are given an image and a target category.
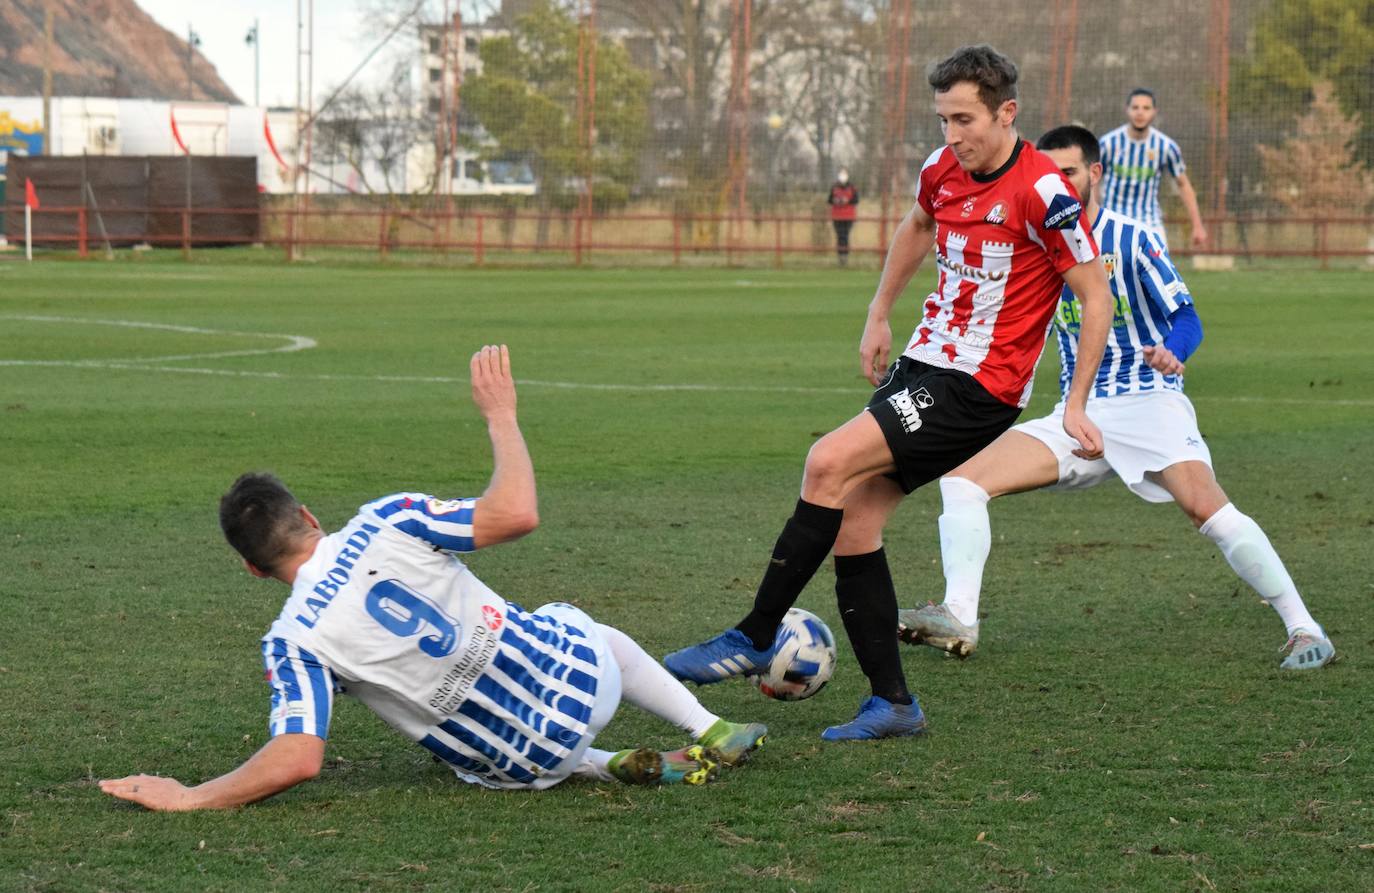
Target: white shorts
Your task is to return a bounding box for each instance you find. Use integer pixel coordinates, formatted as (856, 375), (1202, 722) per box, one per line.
(1013, 390), (1211, 503)
(527, 603), (622, 790)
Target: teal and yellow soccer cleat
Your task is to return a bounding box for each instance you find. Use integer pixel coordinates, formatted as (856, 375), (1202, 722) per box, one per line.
(697, 719), (768, 767)
(607, 745), (721, 786)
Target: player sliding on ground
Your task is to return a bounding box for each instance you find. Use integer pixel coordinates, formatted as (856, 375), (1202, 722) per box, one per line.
(899, 126), (1335, 670)
(664, 45), (1113, 740)
(100, 346), (765, 811)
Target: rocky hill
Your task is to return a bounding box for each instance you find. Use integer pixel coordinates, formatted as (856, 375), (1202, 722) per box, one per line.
(0, 0), (238, 101)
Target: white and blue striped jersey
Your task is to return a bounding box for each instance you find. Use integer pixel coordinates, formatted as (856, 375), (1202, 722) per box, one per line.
(1053, 207), (1193, 399)
(1098, 126), (1185, 229)
(260, 493), (606, 790)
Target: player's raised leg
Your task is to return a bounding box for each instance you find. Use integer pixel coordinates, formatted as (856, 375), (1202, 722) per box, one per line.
(821, 475), (927, 740)
(899, 429), (1061, 656)
(1152, 461), (1335, 669)
(664, 411), (895, 685)
(597, 624), (767, 766)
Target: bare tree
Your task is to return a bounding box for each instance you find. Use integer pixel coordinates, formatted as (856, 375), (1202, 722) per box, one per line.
(315, 60), (425, 194)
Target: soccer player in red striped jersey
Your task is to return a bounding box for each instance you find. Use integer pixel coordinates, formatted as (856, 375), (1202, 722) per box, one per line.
(665, 45), (1113, 740)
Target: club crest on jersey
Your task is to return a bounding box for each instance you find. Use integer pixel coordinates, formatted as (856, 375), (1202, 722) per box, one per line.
(426, 498), (466, 516)
(1147, 149), (1157, 162)
(983, 202), (1008, 225)
(961, 197), (977, 218)
(1102, 253), (1119, 277)
(887, 389), (923, 434)
(1043, 194), (1082, 230)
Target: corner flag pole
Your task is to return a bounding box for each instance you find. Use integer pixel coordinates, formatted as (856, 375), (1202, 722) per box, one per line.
(24, 177), (39, 261)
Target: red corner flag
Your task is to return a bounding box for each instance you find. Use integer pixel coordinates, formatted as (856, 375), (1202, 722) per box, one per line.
(24, 178), (40, 210)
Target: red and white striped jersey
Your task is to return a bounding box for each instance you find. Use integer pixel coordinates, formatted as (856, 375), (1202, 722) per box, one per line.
(906, 141), (1099, 407)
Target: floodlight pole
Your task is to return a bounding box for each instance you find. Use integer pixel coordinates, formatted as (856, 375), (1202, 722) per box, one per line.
(42, 0), (53, 152)
(248, 19), (261, 107)
(293, 0), (314, 259)
(186, 24), (200, 99)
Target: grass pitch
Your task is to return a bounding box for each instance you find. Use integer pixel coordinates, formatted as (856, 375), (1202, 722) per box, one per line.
(1, 256), (1371, 892)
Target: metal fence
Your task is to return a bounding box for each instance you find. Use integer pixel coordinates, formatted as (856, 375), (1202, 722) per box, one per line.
(5, 0), (1370, 268)
(10, 203), (1371, 269)
(384, 0), (1372, 238)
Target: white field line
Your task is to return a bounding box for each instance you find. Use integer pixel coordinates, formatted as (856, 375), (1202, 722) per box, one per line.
(1, 315), (1370, 406)
(1, 315), (316, 362)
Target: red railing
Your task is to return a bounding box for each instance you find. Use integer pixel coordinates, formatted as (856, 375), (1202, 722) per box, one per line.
(13, 205), (1374, 267)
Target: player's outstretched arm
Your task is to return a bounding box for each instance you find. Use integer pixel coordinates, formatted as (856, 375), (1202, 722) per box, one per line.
(469, 344), (539, 549)
(99, 733), (325, 811)
(861, 203), (936, 385)
(1058, 259), (1112, 459)
(1175, 173), (1208, 249)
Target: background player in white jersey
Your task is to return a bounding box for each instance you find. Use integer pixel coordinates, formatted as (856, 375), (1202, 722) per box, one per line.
(663, 46), (1113, 741)
(899, 126), (1335, 670)
(100, 346), (767, 811)
(1098, 89), (1208, 251)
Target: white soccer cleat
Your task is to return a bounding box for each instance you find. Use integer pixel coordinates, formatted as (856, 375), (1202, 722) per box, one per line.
(1279, 631), (1335, 670)
(897, 603), (978, 658)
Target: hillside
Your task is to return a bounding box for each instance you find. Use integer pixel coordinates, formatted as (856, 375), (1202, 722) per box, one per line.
(0, 0), (238, 102)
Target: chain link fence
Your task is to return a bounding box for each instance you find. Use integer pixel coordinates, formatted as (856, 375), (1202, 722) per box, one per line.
(322, 0), (1370, 265)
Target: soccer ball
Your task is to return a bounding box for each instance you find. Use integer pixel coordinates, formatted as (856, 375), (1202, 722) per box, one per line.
(751, 608), (836, 701)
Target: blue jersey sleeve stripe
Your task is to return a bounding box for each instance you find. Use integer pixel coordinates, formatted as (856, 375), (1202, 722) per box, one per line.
(299, 646), (334, 740)
(392, 517), (475, 553)
(370, 495), (477, 553)
(1137, 234), (1192, 315)
(1166, 137), (1185, 175)
(269, 641), (304, 701)
(262, 638), (333, 739)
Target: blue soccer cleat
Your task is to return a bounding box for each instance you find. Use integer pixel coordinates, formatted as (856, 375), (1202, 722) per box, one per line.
(664, 629), (779, 685)
(820, 695), (928, 741)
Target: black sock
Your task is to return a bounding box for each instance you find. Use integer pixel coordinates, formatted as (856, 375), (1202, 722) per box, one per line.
(835, 548), (912, 705)
(735, 499), (843, 649)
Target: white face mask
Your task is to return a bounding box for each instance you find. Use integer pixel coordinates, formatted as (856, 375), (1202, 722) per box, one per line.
(837, 171), (849, 185)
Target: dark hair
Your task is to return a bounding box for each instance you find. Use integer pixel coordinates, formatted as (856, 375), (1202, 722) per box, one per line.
(1127, 88), (1156, 106)
(219, 472), (312, 573)
(1036, 125), (1101, 166)
(928, 45), (1018, 115)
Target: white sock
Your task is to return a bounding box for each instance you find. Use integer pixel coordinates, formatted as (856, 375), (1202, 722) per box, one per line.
(938, 477), (992, 627)
(1199, 503), (1322, 637)
(575, 748), (616, 781)
(597, 624), (718, 738)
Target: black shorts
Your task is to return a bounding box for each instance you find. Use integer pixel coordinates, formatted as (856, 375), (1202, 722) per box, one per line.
(865, 357), (1023, 494)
